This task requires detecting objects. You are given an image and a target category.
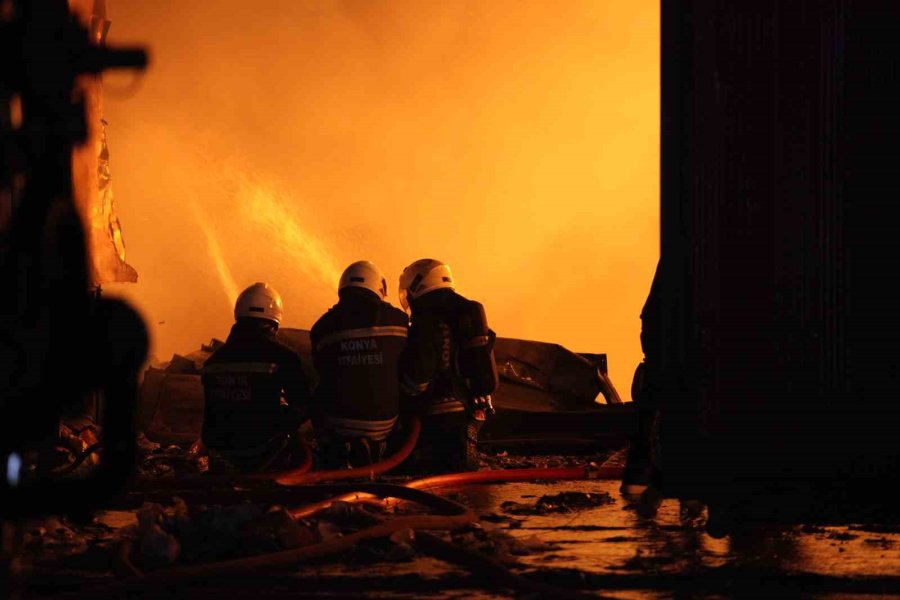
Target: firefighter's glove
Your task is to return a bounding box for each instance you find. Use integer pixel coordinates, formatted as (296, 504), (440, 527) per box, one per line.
(471, 395), (495, 416)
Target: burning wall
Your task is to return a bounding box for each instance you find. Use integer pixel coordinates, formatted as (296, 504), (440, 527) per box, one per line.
(69, 0), (138, 285)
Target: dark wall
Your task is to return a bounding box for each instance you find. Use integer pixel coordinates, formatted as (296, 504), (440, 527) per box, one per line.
(659, 1), (900, 516)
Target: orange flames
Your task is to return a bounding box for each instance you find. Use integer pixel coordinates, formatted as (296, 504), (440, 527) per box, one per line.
(102, 0), (659, 398)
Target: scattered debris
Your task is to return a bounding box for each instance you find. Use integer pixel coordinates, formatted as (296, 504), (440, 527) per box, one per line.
(864, 537), (895, 549)
(342, 532), (418, 566)
(11, 478), (900, 599)
(612, 548), (674, 573)
(501, 491), (615, 516)
(17, 514), (120, 575)
(448, 523), (560, 564)
(135, 432), (207, 477)
(849, 524), (900, 534)
(479, 451), (613, 471)
(479, 513), (523, 527)
(800, 524), (829, 535)
(123, 499), (319, 569)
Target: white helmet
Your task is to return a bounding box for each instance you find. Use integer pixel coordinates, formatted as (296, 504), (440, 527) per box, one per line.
(338, 260), (388, 299)
(234, 282), (284, 325)
(398, 258), (454, 311)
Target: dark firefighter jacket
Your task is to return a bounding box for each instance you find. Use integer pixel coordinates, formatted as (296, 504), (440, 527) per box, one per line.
(310, 287), (409, 440)
(632, 259), (662, 408)
(201, 320), (311, 453)
(399, 288), (499, 416)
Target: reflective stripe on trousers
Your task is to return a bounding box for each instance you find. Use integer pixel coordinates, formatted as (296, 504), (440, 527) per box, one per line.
(322, 414), (398, 442)
(426, 397), (466, 416)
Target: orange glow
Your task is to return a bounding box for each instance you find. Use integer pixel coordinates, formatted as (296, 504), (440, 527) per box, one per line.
(103, 0), (659, 398)
(238, 182), (342, 298)
(190, 202), (239, 307)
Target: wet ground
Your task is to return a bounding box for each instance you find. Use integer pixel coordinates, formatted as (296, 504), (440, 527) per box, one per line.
(220, 479), (899, 599)
(9, 451), (900, 599)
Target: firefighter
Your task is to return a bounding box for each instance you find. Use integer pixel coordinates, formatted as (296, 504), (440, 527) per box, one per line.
(620, 262), (661, 497)
(310, 261), (409, 468)
(622, 259), (704, 522)
(201, 282), (311, 473)
(398, 259), (498, 473)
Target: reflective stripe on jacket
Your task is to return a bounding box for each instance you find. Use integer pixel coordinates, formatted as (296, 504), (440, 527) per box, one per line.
(310, 287), (410, 422)
(399, 289), (498, 414)
(201, 321), (311, 453)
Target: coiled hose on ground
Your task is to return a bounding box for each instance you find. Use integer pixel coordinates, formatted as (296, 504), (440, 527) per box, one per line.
(289, 462), (624, 519)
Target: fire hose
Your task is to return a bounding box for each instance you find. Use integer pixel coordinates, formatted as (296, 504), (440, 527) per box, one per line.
(130, 416), (421, 491)
(408, 464), (624, 490)
(337, 494), (610, 600)
(57, 482), (476, 598)
(274, 416), (422, 486)
(256, 433), (312, 476)
(66, 480), (612, 600)
(51, 442), (104, 476)
(55, 427), (625, 598)
(411, 530), (607, 600)
(85, 515), (477, 596)
(289, 462), (624, 520)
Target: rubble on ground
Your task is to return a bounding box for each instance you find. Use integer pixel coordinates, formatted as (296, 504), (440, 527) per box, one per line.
(479, 450), (614, 471)
(12, 456), (577, 584)
(16, 514), (120, 575)
(12, 477), (900, 599)
(135, 431), (207, 477)
(444, 522), (561, 565)
(500, 491), (615, 516)
(126, 499), (319, 568)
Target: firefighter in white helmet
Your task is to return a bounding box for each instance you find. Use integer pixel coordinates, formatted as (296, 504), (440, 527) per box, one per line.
(309, 261), (409, 468)
(398, 259), (499, 472)
(201, 282), (312, 473)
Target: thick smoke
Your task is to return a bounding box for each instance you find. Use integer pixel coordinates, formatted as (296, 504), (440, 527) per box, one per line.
(103, 0), (659, 399)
